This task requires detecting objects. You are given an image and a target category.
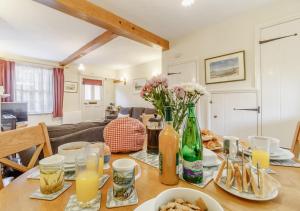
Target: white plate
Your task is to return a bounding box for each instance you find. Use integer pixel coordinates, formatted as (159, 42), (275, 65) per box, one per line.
(134, 198), (155, 211)
(214, 179), (279, 201)
(213, 172), (279, 201)
(269, 149), (294, 160)
(244, 148), (294, 160)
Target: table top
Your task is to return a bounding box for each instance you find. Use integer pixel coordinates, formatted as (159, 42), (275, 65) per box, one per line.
(0, 154), (300, 211)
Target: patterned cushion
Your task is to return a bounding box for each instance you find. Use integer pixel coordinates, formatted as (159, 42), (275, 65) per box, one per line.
(104, 117), (146, 153)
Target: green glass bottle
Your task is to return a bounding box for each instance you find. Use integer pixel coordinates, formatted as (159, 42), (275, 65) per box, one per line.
(181, 103), (203, 184)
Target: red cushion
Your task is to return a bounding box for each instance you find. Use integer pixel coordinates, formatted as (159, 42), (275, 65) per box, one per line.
(104, 117), (146, 153)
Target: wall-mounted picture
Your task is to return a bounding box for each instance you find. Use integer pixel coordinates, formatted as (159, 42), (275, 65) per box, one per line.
(133, 78), (147, 93)
(205, 51), (245, 84)
(64, 81), (78, 93)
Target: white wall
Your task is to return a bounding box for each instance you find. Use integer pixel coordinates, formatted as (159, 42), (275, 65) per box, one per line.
(162, 0), (300, 91)
(0, 53), (117, 126)
(114, 59), (161, 107)
(162, 0), (300, 128)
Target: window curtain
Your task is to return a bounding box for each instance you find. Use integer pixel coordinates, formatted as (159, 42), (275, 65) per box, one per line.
(53, 68), (64, 118)
(15, 64), (53, 114)
(82, 78), (102, 86)
(0, 59), (15, 102)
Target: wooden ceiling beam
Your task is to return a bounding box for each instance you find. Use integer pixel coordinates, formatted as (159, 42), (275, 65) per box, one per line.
(34, 0), (169, 51)
(59, 30), (118, 66)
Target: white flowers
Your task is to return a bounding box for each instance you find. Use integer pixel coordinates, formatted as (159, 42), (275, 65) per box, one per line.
(173, 82), (208, 96)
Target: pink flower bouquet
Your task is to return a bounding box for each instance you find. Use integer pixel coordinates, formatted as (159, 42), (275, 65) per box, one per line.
(141, 75), (208, 131)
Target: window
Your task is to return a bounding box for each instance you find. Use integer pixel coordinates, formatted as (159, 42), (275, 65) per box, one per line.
(84, 84), (102, 101)
(83, 78), (103, 102)
(14, 64), (53, 114)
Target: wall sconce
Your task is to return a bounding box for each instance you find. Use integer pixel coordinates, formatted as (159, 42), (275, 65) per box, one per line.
(120, 76), (127, 85)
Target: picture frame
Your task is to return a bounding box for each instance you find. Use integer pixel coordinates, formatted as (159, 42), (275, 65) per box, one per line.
(205, 51), (245, 84)
(291, 122), (300, 161)
(64, 81), (78, 93)
(133, 78), (147, 94)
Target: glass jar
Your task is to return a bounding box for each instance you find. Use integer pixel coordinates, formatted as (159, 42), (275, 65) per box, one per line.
(39, 154), (64, 194)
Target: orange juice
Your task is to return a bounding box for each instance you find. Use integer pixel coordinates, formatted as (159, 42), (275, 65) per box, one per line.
(252, 150), (270, 169)
(76, 170), (99, 203)
(98, 157), (104, 176)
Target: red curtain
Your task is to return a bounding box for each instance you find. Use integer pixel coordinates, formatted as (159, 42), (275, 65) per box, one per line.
(53, 68), (64, 118)
(0, 59), (15, 102)
(82, 78), (102, 86)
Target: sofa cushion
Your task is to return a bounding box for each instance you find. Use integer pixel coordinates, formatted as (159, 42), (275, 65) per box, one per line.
(119, 107), (133, 116)
(131, 107), (145, 120)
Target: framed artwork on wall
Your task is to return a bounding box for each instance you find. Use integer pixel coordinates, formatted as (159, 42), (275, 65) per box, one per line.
(205, 51), (245, 84)
(133, 78), (147, 94)
(64, 81), (78, 93)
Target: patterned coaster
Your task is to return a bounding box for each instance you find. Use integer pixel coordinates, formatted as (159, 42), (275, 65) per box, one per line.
(130, 150), (219, 188)
(65, 191), (101, 211)
(27, 171), (110, 189)
(106, 188), (138, 208)
(30, 182), (72, 201)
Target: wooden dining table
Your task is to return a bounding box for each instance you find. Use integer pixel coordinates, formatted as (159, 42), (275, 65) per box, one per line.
(0, 153), (300, 211)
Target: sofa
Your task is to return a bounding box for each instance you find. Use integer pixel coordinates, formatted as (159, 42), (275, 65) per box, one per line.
(19, 107), (155, 166)
(119, 107), (156, 120)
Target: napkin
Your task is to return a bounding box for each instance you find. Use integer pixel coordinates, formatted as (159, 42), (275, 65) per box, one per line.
(203, 148), (218, 166)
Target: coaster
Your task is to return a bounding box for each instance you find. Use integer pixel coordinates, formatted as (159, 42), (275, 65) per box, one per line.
(106, 188), (138, 208)
(30, 182), (72, 201)
(65, 191), (101, 211)
(99, 174), (110, 189)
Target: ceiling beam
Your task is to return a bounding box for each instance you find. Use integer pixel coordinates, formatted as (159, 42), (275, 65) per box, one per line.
(60, 30), (118, 66)
(34, 0), (169, 51)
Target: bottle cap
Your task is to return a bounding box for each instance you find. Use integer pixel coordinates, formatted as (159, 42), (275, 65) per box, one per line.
(164, 106), (173, 121)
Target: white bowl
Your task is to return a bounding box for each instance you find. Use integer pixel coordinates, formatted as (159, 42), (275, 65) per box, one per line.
(154, 188), (223, 211)
(58, 142), (89, 163)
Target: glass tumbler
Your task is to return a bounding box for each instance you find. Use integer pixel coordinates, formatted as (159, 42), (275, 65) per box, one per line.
(75, 149), (99, 207)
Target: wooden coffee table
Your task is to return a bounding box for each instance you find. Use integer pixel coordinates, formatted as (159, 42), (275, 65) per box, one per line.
(0, 154), (300, 211)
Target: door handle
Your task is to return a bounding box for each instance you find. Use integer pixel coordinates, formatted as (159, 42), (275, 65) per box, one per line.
(233, 106), (260, 113)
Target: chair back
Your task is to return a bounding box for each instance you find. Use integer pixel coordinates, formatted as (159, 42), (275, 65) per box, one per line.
(0, 123), (53, 189)
(291, 122), (300, 161)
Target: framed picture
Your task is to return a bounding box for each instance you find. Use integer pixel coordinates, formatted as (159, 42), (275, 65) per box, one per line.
(205, 51), (245, 84)
(64, 81), (78, 93)
(133, 78), (147, 94)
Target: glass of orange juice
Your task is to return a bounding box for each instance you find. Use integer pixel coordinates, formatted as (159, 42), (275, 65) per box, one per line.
(75, 150), (99, 207)
(250, 137), (270, 169)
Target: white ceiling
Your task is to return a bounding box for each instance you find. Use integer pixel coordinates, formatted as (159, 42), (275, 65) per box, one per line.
(91, 0), (275, 40)
(0, 0), (275, 71)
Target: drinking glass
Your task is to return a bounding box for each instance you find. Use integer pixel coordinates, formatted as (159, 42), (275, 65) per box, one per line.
(39, 154), (64, 194)
(91, 142), (105, 177)
(250, 137), (270, 169)
(75, 149), (99, 207)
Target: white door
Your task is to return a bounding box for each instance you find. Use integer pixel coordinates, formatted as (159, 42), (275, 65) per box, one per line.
(260, 18), (300, 148)
(211, 92), (258, 139)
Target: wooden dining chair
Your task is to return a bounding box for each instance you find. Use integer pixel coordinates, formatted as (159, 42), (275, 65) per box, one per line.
(291, 122), (300, 161)
(0, 123), (53, 189)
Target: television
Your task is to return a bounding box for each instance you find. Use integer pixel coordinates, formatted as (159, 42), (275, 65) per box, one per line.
(1, 102), (28, 122)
